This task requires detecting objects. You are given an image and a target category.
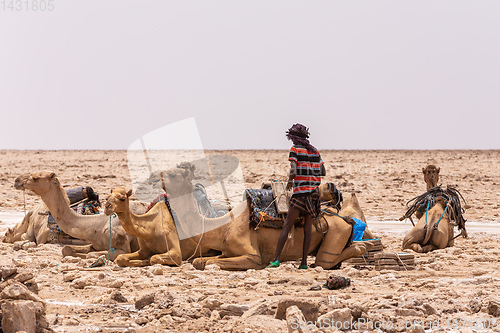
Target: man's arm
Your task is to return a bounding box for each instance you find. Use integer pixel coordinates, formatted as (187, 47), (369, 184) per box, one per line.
(320, 164), (326, 177)
(287, 161), (297, 189)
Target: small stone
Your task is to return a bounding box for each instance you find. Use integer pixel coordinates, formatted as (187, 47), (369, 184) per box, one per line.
(205, 264), (220, 271)
(135, 317), (149, 325)
(210, 309), (221, 321)
(14, 273), (34, 284)
(275, 298), (319, 322)
(219, 303), (250, 316)
(135, 293), (155, 309)
(286, 305), (311, 333)
(151, 266), (163, 275)
(487, 299), (500, 317)
(110, 291), (128, 303)
(1, 266), (18, 280)
(21, 242), (36, 251)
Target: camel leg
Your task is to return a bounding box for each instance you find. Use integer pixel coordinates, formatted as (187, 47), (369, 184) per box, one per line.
(195, 254), (264, 271)
(62, 244), (94, 258)
(402, 227), (426, 251)
(406, 243), (423, 253)
(116, 250), (151, 267)
(192, 255), (228, 270)
(421, 244), (437, 253)
(150, 250), (182, 266)
(316, 240), (375, 269)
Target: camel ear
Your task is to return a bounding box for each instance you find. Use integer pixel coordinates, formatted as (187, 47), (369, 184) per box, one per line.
(50, 172), (56, 178)
(437, 167), (440, 174)
(422, 167), (425, 174)
(127, 189), (132, 197)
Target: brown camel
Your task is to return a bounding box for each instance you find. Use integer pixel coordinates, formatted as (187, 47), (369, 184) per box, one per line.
(14, 171), (139, 260)
(147, 163), (376, 271)
(104, 187), (182, 267)
(402, 197), (454, 253)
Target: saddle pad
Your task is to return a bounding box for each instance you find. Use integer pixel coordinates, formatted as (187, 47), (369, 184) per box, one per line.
(244, 188), (282, 229)
(270, 181), (291, 214)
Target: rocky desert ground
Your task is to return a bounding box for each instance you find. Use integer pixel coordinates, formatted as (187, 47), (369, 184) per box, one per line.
(0, 149), (499, 332)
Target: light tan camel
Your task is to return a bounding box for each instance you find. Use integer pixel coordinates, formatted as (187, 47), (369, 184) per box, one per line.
(2, 204), (51, 244)
(14, 171), (139, 259)
(402, 197), (454, 253)
(415, 164), (441, 220)
(423, 164), (440, 190)
(148, 163), (375, 270)
(103, 187), (182, 267)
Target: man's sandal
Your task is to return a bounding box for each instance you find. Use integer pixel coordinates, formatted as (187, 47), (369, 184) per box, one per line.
(269, 260), (280, 268)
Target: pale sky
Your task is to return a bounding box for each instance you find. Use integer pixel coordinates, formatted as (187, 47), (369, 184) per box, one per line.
(1, 1), (499, 150)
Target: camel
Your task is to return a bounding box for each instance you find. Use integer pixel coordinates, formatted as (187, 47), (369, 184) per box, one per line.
(402, 197), (454, 253)
(147, 162), (376, 271)
(103, 187), (182, 267)
(2, 204), (50, 244)
(411, 164), (441, 220)
(423, 164), (440, 190)
(14, 171), (139, 260)
(3, 187), (99, 245)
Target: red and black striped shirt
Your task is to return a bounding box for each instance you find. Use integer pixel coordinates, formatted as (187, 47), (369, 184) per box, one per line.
(289, 145), (324, 196)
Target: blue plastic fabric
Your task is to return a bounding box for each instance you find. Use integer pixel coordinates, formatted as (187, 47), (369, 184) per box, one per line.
(352, 217), (367, 241)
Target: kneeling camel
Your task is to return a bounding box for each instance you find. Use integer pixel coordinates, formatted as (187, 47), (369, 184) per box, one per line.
(148, 163), (376, 271)
(14, 171), (139, 259)
(104, 187), (182, 267)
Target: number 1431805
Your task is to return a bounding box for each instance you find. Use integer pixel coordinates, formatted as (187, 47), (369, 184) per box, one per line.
(1, 0), (54, 11)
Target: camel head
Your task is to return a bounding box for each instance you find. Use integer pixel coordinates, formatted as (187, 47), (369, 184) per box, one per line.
(423, 164), (440, 190)
(318, 182), (343, 208)
(2, 227), (15, 243)
(338, 192), (366, 223)
(104, 187), (132, 216)
(147, 162), (195, 198)
(14, 171), (59, 196)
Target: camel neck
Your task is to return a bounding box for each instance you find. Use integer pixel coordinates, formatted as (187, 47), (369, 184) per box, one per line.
(40, 183), (105, 240)
(169, 192), (231, 247)
(115, 203), (156, 239)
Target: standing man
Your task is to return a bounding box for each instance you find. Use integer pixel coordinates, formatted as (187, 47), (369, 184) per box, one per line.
(270, 124), (326, 269)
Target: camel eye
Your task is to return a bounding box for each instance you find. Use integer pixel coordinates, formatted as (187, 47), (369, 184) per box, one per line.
(33, 176), (39, 181)
(119, 198), (125, 202)
(168, 173), (176, 179)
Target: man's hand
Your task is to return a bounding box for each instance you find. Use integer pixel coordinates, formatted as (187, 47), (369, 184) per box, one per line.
(286, 180), (293, 190)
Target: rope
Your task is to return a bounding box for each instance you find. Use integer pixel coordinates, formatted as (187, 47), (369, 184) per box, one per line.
(159, 194), (181, 267)
(23, 190), (27, 216)
(87, 213), (115, 268)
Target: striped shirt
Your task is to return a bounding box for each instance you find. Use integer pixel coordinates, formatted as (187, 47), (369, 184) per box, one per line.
(289, 145), (324, 196)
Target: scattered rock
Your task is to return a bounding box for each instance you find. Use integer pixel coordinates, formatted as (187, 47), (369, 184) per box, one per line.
(219, 303), (250, 316)
(1, 266), (18, 280)
(1, 300), (37, 333)
(286, 305), (310, 333)
(135, 292), (155, 309)
(201, 296), (222, 310)
(110, 290), (128, 303)
(317, 308), (353, 331)
(241, 303), (270, 318)
(210, 309), (221, 321)
(275, 297), (319, 322)
(487, 299), (500, 317)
